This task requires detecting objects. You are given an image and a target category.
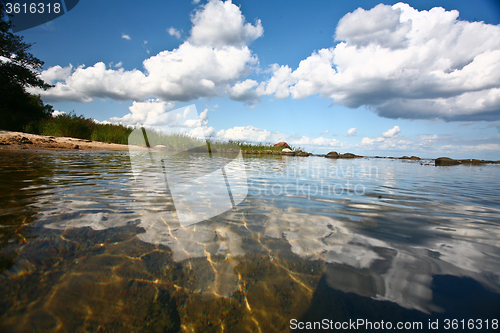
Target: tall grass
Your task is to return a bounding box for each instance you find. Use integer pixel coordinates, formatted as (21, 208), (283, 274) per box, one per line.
(133, 130), (206, 151)
(90, 123), (133, 145)
(231, 141), (302, 152)
(25, 112), (133, 145)
(24, 112), (304, 151)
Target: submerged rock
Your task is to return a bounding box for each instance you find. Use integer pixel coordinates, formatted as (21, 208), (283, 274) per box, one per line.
(435, 157), (460, 166)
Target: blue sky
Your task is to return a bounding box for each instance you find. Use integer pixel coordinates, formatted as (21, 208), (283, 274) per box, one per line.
(16, 0), (500, 158)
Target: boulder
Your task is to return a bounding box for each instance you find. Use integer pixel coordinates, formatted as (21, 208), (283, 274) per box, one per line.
(273, 142), (290, 149)
(400, 156), (410, 159)
(435, 157), (460, 166)
(296, 152), (310, 157)
(410, 156), (420, 160)
(339, 153), (362, 158)
(19, 137), (33, 144)
(325, 151), (339, 159)
(282, 148), (293, 153)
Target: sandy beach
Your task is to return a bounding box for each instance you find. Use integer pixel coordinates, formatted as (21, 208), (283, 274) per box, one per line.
(0, 130), (137, 151)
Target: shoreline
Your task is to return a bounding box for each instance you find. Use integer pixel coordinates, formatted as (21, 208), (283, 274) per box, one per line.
(0, 130), (141, 151)
(1, 130), (499, 165)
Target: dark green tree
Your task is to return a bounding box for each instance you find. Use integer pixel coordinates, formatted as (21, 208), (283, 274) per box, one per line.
(0, 1), (54, 132)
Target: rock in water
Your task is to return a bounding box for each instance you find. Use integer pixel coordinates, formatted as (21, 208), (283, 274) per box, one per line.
(273, 142), (290, 149)
(325, 151), (339, 158)
(339, 153), (362, 158)
(435, 157), (460, 166)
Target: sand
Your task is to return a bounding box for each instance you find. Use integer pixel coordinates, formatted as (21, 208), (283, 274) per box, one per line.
(0, 130), (144, 151)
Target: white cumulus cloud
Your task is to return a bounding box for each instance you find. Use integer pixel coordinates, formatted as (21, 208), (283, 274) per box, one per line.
(346, 127), (357, 137)
(214, 125), (341, 150)
(121, 34), (131, 40)
(362, 125), (401, 145)
(216, 125), (282, 143)
(40, 64), (73, 83)
(227, 79), (261, 104)
(168, 27), (182, 39)
(189, 0), (263, 48)
(110, 99), (176, 126)
(382, 125), (401, 138)
(31, 0), (262, 106)
(263, 3), (500, 121)
(290, 136), (340, 147)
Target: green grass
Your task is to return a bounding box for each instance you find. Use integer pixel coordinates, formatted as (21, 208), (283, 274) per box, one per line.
(128, 129), (212, 151)
(25, 112), (133, 145)
(235, 141), (302, 152)
(24, 112), (304, 152)
(90, 123), (133, 145)
(128, 128), (304, 152)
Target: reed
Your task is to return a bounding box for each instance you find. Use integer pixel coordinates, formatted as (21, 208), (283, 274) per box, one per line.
(25, 112), (303, 151)
(25, 112), (133, 145)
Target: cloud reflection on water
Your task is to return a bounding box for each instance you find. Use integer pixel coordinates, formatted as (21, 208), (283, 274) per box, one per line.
(33, 155), (500, 313)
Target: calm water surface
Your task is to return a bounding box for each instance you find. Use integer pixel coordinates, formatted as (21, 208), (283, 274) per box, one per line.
(0, 151), (499, 332)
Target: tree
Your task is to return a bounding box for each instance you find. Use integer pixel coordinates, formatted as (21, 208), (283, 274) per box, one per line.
(0, 1), (53, 132)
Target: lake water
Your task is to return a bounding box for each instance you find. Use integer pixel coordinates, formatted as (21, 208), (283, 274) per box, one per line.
(0, 151), (499, 332)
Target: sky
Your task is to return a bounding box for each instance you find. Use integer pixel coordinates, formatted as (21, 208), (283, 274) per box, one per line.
(13, 0), (500, 159)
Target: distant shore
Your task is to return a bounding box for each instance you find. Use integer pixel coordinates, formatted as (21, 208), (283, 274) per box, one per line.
(1, 130), (499, 165)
